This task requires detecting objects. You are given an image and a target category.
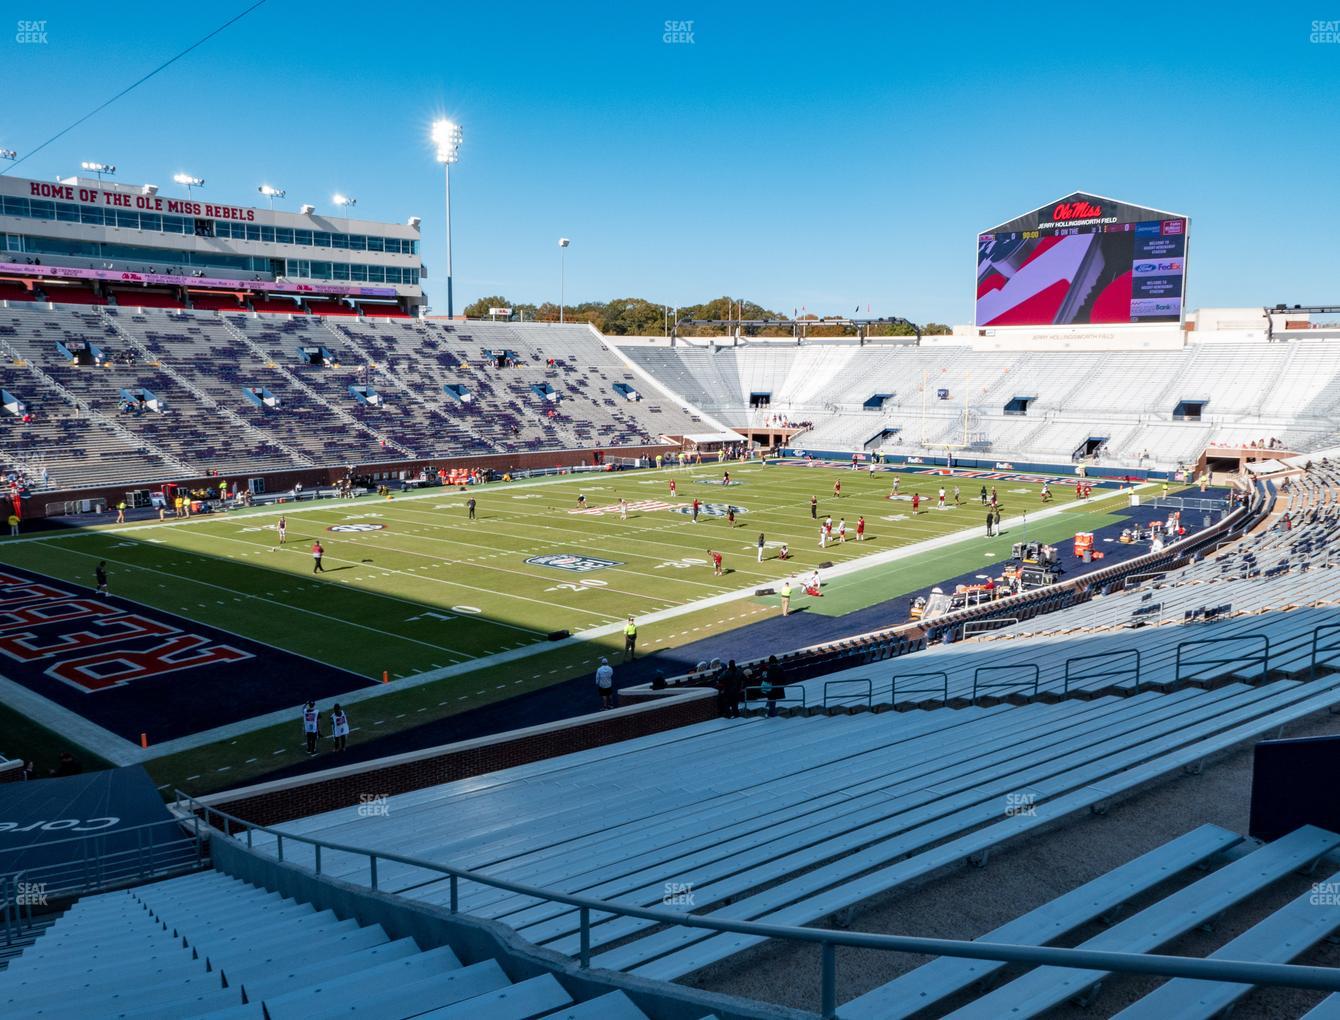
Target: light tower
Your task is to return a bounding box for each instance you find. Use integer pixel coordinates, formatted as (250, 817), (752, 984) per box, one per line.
(559, 238), (571, 323)
(431, 119), (463, 318)
(258, 184), (286, 209)
(173, 173), (204, 199)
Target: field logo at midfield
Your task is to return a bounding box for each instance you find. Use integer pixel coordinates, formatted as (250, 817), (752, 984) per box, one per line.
(669, 502), (748, 518)
(696, 479), (745, 487)
(327, 523), (386, 533)
(526, 553), (623, 573)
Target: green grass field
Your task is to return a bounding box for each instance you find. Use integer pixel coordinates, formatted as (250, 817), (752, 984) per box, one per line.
(4, 462), (1129, 795)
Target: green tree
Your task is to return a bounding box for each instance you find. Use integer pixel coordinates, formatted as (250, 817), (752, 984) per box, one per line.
(462, 295), (514, 318)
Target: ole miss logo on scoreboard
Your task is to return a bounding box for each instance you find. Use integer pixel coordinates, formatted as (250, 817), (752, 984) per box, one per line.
(0, 566), (375, 744)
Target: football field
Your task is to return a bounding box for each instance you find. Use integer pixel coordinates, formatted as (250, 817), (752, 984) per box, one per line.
(2, 460), (1127, 791)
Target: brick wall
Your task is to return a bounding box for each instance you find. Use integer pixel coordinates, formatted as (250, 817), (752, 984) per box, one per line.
(198, 689), (717, 827)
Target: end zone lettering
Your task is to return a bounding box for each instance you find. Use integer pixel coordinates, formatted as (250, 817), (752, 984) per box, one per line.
(0, 571), (252, 694)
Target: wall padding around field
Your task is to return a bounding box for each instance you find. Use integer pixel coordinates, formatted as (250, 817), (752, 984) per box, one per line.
(196, 688), (717, 827)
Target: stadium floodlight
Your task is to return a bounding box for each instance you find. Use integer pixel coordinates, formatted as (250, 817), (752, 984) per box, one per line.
(173, 173), (204, 199)
(80, 161), (116, 180)
(0, 148), (16, 161)
(258, 184), (286, 209)
(559, 238), (571, 324)
(431, 119), (463, 318)
(299, 203), (315, 215)
(333, 193), (356, 211)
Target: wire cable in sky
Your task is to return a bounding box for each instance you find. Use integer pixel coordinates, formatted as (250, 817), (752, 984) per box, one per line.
(4, 0), (268, 176)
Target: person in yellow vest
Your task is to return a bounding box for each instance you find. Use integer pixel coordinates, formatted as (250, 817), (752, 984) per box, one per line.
(780, 579), (793, 616)
(115, 501), (126, 524)
(6, 513), (18, 537)
(623, 616), (638, 661)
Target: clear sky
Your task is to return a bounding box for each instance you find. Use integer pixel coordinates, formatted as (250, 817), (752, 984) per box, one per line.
(3, 1), (1337, 322)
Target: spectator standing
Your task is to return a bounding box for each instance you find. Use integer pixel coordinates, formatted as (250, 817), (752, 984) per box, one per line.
(330, 704), (349, 751)
(95, 560), (109, 597)
(756, 532), (766, 562)
(765, 655), (784, 718)
(722, 660), (743, 718)
(780, 578), (793, 616)
(467, 497), (476, 520)
(311, 540), (325, 573)
(302, 700), (320, 754)
(595, 657), (615, 709)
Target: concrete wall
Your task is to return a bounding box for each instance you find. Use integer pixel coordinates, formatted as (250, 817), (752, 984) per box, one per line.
(36, 441), (681, 515)
(195, 689), (718, 826)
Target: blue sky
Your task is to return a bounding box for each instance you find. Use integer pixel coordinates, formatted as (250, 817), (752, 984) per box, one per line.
(3, 1), (1337, 322)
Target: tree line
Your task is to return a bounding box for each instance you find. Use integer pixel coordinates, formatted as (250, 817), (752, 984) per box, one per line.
(461, 294), (952, 338)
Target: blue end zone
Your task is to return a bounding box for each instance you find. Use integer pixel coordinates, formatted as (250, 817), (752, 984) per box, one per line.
(0, 564), (378, 743)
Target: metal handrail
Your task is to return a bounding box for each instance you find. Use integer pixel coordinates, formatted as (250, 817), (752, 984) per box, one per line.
(1123, 571), (1169, 591)
(173, 790), (1340, 1018)
(1311, 622), (1340, 682)
(0, 818), (191, 858)
(823, 678), (872, 709)
(890, 671), (949, 707)
(962, 617), (1018, 640)
(743, 684), (806, 710)
(1064, 649), (1142, 695)
(1, 871), (32, 945)
(971, 664), (1040, 704)
(1175, 634), (1271, 686)
(0, 818), (203, 900)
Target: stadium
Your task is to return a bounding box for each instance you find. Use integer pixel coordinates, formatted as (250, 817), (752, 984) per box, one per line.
(3, 6), (1340, 1019)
